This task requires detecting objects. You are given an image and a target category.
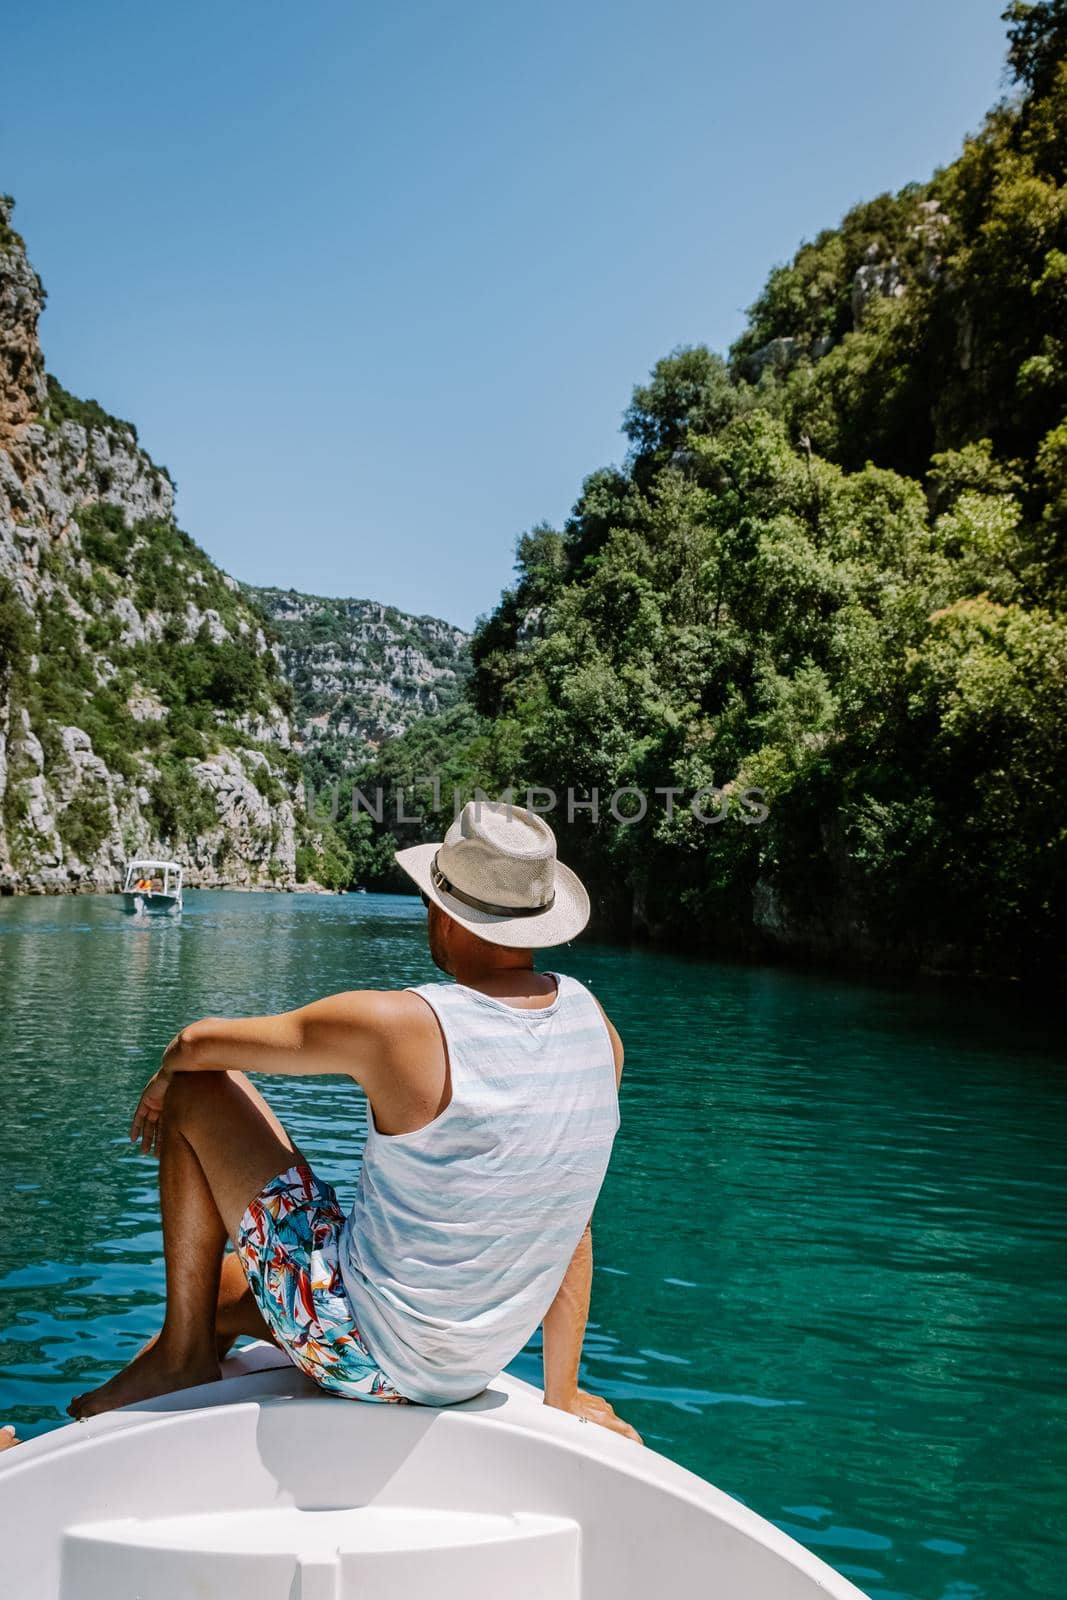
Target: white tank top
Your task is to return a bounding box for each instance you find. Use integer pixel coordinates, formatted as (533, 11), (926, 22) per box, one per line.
(339, 972), (620, 1404)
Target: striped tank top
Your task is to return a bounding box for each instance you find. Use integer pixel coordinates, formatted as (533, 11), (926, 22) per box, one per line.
(339, 972), (620, 1405)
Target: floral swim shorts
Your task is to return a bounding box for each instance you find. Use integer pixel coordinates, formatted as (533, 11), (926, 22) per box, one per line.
(234, 1161), (409, 1404)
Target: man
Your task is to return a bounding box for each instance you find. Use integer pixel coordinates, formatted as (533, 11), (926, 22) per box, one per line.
(68, 802), (640, 1443)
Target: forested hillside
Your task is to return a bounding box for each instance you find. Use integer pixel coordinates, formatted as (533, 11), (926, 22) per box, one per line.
(0, 191), (470, 896)
(0, 199), (323, 890)
(249, 586), (468, 768)
(350, 2), (1067, 979)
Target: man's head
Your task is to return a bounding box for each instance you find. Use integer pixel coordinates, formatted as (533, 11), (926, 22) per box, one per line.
(421, 893), (533, 977)
(396, 800), (589, 956)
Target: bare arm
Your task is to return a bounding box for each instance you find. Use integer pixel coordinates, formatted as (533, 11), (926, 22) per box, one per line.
(159, 991), (398, 1083)
(540, 998), (640, 1442)
(542, 1224), (593, 1408)
(541, 1224), (641, 1442)
(129, 991), (408, 1154)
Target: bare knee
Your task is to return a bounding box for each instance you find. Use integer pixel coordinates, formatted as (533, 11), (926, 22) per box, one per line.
(166, 1070), (232, 1124)
(166, 1070), (295, 1162)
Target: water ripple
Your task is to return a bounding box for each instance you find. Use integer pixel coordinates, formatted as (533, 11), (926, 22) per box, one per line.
(1, 891), (1064, 1600)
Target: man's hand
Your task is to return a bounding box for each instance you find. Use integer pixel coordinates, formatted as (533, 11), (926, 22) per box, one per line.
(545, 1387), (643, 1444)
(129, 1069), (171, 1157)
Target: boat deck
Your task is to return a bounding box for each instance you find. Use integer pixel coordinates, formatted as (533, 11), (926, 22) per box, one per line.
(1, 1345), (869, 1599)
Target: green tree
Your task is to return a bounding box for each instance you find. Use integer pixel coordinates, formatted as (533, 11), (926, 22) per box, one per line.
(1003, 0), (1067, 96)
(329, 6), (1067, 979)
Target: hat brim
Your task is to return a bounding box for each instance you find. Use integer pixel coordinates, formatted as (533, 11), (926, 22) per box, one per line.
(394, 842), (590, 949)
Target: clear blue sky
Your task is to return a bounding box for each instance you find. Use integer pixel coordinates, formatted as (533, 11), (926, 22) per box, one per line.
(5, 0), (1008, 630)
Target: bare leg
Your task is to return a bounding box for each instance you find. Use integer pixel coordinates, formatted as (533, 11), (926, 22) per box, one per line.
(69, 1072), (300, 1420)
(68, 1099), (227, 1417)
(0, 1424), (18, 1450)
(215, 1253), (282, 1356)
(134, 1248), (280, 1363)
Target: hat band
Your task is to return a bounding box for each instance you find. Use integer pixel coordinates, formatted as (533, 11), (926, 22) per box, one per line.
(431, 852), (556, 918)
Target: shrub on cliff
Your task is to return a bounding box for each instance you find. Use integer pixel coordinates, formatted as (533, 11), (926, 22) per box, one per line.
(57, 790), (111, 862)
(0, 577), (32, 695)
(146, 760), (216, 847)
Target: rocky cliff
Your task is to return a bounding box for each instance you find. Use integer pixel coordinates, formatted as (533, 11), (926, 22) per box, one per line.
(248, 586), (469, 758)
(0, 195), (311, 892)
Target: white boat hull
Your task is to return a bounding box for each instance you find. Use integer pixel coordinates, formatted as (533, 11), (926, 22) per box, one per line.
(0, 1344), (869, 1599)
(122, 890), (181, 915)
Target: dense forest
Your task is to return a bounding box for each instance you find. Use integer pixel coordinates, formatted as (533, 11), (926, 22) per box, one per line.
(332, 2), (1067, 980)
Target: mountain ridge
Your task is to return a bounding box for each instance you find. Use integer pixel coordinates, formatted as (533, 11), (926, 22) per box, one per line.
(246, 584), (468, 757)
(0, 194), (461, 894)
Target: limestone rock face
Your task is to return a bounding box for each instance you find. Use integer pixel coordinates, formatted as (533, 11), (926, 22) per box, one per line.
(0, 196), (305, 893)
(851, 244), (907, 327)
(911, 198), (950, 283)
(741, 335), (802, 380)
(0, 194), (469, 896)
(0, 196), (48, 447)
(187, 748), (299, 889)
(249, 587), (469, 752)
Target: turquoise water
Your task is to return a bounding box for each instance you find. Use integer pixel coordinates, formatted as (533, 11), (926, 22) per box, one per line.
(1, 892), (1064, 1599)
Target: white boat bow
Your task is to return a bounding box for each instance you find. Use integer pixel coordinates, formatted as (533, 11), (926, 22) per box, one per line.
(1, 1342), (869, 1598)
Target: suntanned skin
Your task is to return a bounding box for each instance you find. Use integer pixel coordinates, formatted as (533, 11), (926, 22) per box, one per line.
(62, 904), (640, 1443)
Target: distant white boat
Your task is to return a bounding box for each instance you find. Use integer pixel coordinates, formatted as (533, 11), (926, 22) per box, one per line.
(0, 1342), (868, 1600)
(122, 857), (183, 915)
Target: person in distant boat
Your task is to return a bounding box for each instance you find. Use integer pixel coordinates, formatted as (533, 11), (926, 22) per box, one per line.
(67, 802), (641, 1443)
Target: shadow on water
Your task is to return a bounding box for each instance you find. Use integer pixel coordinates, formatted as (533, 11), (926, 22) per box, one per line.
(1, 890), (1064, 1600)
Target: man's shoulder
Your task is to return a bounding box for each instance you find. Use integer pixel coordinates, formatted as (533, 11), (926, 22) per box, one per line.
(329, 986), (430, 1022)
(310, 985), (435, 1040)
(317, 987), (443, 1078)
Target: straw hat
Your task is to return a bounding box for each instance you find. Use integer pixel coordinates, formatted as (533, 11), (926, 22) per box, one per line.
(395, 800), (590, 949)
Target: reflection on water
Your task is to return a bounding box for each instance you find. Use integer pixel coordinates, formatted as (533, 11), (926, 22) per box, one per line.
(1, 891), (1064, 1600)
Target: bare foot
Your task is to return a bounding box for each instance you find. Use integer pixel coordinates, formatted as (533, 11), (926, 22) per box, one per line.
(0, 1424), (19, 1450)
(67, 1343), (221, 1420)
